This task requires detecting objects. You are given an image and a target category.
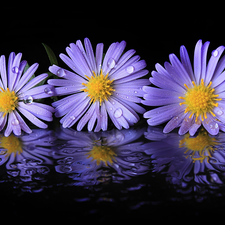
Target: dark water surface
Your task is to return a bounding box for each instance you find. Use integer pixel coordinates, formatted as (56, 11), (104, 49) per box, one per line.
(1, 124), (225, 223)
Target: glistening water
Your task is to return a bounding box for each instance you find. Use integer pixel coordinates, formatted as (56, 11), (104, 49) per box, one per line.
(1, 124), (225, 222)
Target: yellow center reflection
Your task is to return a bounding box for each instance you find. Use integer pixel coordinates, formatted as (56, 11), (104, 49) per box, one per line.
(0, 134), (23, 157)
(86, 143), (117, 166)
(179, 129), (218, 163)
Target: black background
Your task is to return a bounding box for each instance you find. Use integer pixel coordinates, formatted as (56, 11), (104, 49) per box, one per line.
(1, 6), (225, 224)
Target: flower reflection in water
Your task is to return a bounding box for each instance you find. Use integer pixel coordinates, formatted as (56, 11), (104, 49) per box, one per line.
(0, 129), (56, 192)
(54, 127), (150, 186)
(145, 126), (225, 196)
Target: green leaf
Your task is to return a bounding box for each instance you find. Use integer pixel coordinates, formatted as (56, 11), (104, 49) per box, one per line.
(42, 43), (58, 66)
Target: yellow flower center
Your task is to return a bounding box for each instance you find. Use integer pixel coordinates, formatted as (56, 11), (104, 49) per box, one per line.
(0, 134), (23, 157)
(81, 70), (115, 105)
(0, 87), (18, 117)
(179, 129), (217, 163)
(179, 79), (221, 122)
(86, 144), (117, 166)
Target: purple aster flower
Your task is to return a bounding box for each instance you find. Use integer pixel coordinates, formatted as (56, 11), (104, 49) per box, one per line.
(48, 38), (149, 131)
(0, 52), (55, 136)
(142, 40), (225, 136)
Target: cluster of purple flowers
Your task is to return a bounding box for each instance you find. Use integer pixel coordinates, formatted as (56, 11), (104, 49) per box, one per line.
(1, 38), (225, 137)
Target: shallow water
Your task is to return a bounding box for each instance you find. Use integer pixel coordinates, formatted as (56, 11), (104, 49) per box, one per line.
(1, 124), (225, 223)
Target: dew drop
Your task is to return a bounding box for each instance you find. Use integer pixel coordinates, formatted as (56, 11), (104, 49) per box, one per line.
(12, 66), (19, 74)
(44, 87), (54, 95)
(57, 68), (66, 77)
(126, 66), (134, 74)
(11, 119), (19, 126)
(107, 58), (116, 69)
(209, 122), (218, 129)
(215, 108), (224, 116)
(212, 50), (219, 57)
(23, 95), (33, 105)
(109, 107), (113, 111)
(114, 108), (123, 118)
(70, 116), (75, 120)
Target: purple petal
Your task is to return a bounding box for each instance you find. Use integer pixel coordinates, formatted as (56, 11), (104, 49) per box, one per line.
(14, 63), (39, 93)
(14, 110), (32, 134)
(102, 42), (118, 75)
(178, 113), (194, 135)
(0, 55), (7, 89)
(84, 38), (97, 74)
(4, 114), (12, 137)
(17, 73), (48, 94)
(61, 97), (90, 128)
(7, 52), (15, 91)
(0, 113), (7, 131)
(77, 101), (97, 131)
(88, 103), (98, 131)
(163, 112), (186, 133)
(189, 121), (202, 136)
(142, 97), (180, 106)
(194, 39), (202, 84)
(180, 45), (194, 81)
(199, 41), (210, 81)
(54, 93), (87, 117)
(114, 69), (148, 85)
(169, 53), (192, 87)
(10, 111), (21, 136)
(205, 45), (225, 86)
(10, 53), (22, 90)
(18, 102), (53, 121)
(17, 106), (48, 129)
(150, 71), (185, 93)
(213, 54), (225, 80)
(49, 65), (86, 83)
(109, 49), (136, 77)
(95, 102), (108, 132)
(202, 116), (219, 135)
(96, 43), (104, 75)
(21, 84), (55, 99)
(110, 59), (146, 81)
(67, 44), (92, 77)
(144, 104), (185, 126)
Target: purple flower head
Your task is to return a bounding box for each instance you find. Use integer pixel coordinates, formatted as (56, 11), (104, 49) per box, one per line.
(142, 40), (225, 136)
(0, 52), (55, 137)
(48, 38), (149, 132)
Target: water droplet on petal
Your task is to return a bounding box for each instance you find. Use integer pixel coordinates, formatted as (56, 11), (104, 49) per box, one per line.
(107, 58), (116, 69)
(23, 95), (33, 104)
(114, 108), (123, 118)
(70, 116), (75, 120)
(212, 50), (219, 57)
(44, 87), (54, 95)
(57, 68), (66, 77)
(12, 66), (19, 74)
(11, 119), (19, 126)
(126, 66), (134, 74)
(215, 108), (224, 116)
(209, 122), (218, 129)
